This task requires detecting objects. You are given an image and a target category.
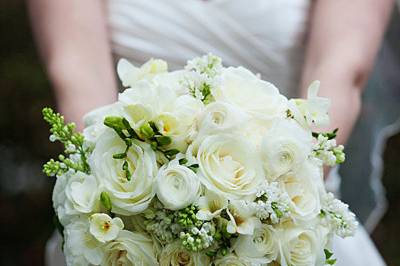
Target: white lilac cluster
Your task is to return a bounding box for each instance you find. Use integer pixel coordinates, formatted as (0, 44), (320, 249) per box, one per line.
(313, 134), (345, 166)
(320, 193), (359, 238)
(43, 54), (358, 266)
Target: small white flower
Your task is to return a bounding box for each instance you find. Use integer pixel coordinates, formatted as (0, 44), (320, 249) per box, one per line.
(289, 80), (331, 128)
(89, 213), (124, 243)
(226, 200), (261, 235)
(196, 189), (228, 221)
(320, 192), (358, 238)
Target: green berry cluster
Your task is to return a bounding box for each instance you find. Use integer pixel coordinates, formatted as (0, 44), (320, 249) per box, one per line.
(42, 107), (90, 176)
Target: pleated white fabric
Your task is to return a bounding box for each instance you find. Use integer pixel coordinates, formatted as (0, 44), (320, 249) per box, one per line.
(107, 0), (310, 96)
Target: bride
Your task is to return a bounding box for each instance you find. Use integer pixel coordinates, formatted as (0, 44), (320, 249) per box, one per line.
(28, 0), (394, 265)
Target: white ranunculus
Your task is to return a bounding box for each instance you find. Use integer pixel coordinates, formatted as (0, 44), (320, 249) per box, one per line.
(279, 161), (322, 222)
(53, 171), (100, 225)
(196, 189), (228, 221)
(261, 119), (312, 180)
(102, 230), (158, 265)
(278, 226), (328, 266)
(214, 254), (252, 266)
(90, 130), (157, 215)
(289, 80), (331, 128)
(233, 224), (279, 264)
(155, 159), (201, 210)
(117, 58), (168, 87)
(89, 213), (124, 243)
(159, 241), (210, 266)
(196, 101), (248, 137)
(64, 218), (104, 266)
(226, 200), (261, 235)
(214, 67), (287, 120)
(196, 134), (264, 200)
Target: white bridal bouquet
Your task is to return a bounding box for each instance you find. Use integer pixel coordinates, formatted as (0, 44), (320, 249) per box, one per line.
(43, 54), (357, 266)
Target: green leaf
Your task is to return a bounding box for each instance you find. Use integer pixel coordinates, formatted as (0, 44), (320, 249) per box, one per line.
(113, 153), (126, 159)
(156, 135), (172, 146)
(164, 149), (179, 157)
(140, 123), (155, 139)
(179, 158), (188, 165)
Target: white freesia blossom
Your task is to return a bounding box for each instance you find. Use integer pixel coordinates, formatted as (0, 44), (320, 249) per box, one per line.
(279, 161), (322, 222)
(196, 134), (264, 200)
(278, 226), (328, 266)
(214, 67), (287, 120)
(261, 119), (312, 180)
(159, 241), (211, 266)
(102, 230), (158, 265)
(53, 171), (99, 225)
(90, 130), (157, 215)
(289, 80), (331, 128)
(156, 159), (201, 210)
(89, 213), (124, 243)
(214, 254), (252, 266)
(234, 224), (279, 264)
(64, 218), (104, 266)
(117, 58), (168, 87)
(196, 189), (228, 221)
(227, 200), (261, 235)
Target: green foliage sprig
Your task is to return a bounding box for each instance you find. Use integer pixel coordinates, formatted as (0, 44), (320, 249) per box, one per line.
(103, 116), (180, 180)
(42, 107), (90, 176)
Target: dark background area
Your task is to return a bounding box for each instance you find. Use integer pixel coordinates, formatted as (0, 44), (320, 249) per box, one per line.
(0, 1), (399, 265)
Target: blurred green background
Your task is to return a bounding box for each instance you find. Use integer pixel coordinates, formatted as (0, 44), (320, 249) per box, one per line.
(0, 1), (399, 265)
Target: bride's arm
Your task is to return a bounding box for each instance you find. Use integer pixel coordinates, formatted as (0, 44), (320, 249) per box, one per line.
(301, 0), (394, 145)
(27, 0), (117, 129)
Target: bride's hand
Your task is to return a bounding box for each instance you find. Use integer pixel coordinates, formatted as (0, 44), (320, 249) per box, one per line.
(301, 0), (394, 145)
(27, 0), (117, 130)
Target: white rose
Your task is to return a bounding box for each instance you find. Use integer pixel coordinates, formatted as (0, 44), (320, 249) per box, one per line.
(90, 130), (157, 215)
(196, 134), (264, 200)
(278, 226), (328, 266)
(214, 254), (252, 266)
(279, 161), (322, 222)
(196, 101), (248, 137)
(102, 230), (158, 265)
(117, 58), (168, 87)
(233, 224), (279, 264)
(64, 218), (104, 266)
(159, 241), (210, 266)
(261, 119), (312, 180)
(89, 213), (124, 243)
(214, 67), (287, 120)
(53, 171), (100, 225)
(156, 159), (201, 210)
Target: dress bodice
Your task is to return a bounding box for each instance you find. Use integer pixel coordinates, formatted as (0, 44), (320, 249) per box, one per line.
(107, 0), (310, 97)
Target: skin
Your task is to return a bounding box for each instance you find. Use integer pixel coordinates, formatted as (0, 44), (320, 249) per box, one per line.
(301, 0), (394, 145)
(28, 0), (394, 138)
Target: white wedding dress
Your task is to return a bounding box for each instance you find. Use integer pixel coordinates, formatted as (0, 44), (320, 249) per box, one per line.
(47, 0), (391, 265)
